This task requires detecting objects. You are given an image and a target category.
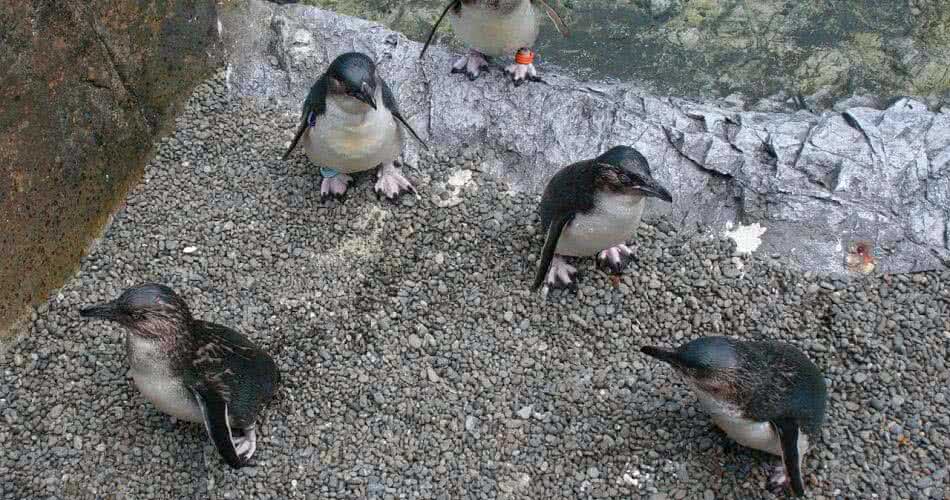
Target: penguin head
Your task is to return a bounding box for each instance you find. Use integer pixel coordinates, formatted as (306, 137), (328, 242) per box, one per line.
(80, 283), (192, 337)
(593, 146), (673, 203)
(326, 52), (378, 111)
(641, 337), (740, 399)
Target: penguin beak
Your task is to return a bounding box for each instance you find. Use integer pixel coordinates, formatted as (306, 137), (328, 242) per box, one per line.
(79, 302), (119, 320)
(358, 82), (377, 110)
(634, 181), (673, 203)
(640, 346), (683, 367)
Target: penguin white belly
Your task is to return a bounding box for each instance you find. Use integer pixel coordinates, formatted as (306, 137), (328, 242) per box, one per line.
(127, 335), (203, 423)
(556, 194), (645, 257)
(450, 1), (539, 57)
(304, 99), (401, 174)
(694, 388), (810, 457)
(711, 414), (783, 456)
(132, 370), (204, 423)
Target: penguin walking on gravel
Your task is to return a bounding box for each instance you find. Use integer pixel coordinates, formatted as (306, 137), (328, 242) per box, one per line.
(641, 336), (828, 497)
(282, 52), (428, 201)
(531, 146), (673, 291)
(419, 0), (569, 85)
(80, 283), (281, 469)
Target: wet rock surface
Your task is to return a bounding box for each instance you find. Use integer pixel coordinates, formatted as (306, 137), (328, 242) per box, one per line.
(0, 0), (221, 337)
(223, 1), (950, 275)
(1, 70), (948, 499)
(298, 0), (950, 103)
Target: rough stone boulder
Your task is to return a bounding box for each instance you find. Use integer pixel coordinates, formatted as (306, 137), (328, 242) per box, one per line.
(0, 1), (221, 337)
(222, 1), (950, 276)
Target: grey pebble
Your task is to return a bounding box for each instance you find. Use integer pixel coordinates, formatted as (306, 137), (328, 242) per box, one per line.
(3, 67), (947, 500)
(517, 406), (533, 419)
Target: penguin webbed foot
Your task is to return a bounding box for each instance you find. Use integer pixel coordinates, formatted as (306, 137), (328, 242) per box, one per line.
(232, 426), (258, 463)
(768, 463), (796, 497)
(544, 255), (578, 290)
(597, 244), (634, 274)
(320, 172), (353, 201)
(505, 62), (541, 86)
(374, 162), (417, 202)
(505, 49), (542, 86)
(451, 50), (490, 81)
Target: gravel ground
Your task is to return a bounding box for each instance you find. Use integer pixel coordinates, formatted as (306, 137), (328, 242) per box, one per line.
(2, 72), (949, 500)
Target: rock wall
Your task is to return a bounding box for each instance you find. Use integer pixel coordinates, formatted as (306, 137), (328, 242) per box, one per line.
(0, 0), (221, 338)
(222, 1), (950, 276)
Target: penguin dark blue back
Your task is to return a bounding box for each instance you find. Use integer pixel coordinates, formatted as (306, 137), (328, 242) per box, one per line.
(80, 283), (281, 470)
(642, 336), (828, 497)
(282, 52), (428, 202)
(532, 145), (673, 291)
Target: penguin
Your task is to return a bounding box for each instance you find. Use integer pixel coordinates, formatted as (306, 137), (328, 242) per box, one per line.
(419, 0), (569, 85)
(641, 337), (828, 497)
(282, 52), (428, 201)
(531, 146), (673, 291)
(79, 283), (281, 469)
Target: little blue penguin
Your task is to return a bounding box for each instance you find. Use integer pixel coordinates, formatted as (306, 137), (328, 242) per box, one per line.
(282, 52), (428, 201)
(641, 336), (828, 497)
(419, 0), (569, 85)
(531, 146), (673, 291)
(80, 283), (281, 469)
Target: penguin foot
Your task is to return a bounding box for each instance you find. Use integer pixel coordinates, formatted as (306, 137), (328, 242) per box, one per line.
(768, 464), (791, 495)
(504, 63), (541, 87)
(375, 162), (416, 201)
(320, 173), (353, 200)
(597, 244), (634, 274)
(233, 426), (257, 462)
(451, 50), (490, 81)
(545, 255), (577, 289)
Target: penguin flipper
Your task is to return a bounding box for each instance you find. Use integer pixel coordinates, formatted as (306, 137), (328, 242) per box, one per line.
(381, 79), (429, 150)
(532, 212), (575, 291)
(533, 0), (570, 37)
(282, 117), (310, 160)
(420, 0), (461, 59)
(393, 112), (429, 150)
(772, 418), (806, 497)
(191, 386), (246, 469)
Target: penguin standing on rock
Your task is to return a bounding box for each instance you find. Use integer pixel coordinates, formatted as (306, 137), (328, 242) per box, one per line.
(79, 283), (281, 469)
(641, 337), (828, 497)
(419, 0), (569, 85)
(531, 146), (673, 291)
(282, 52), (429, 201)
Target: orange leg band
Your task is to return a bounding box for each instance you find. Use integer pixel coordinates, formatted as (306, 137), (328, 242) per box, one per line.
(514, 49), (535, 65)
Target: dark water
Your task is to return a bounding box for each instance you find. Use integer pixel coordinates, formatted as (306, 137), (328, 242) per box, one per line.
(307, 0), (948, 101)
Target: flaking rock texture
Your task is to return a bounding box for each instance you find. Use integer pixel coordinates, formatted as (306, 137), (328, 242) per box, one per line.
(222, 0), (950, 276)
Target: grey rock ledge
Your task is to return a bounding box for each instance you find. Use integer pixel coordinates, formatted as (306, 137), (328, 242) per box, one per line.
(221, 0), (950, 275)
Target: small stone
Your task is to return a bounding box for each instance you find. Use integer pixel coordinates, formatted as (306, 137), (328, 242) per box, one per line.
(426, 366), (440, 383)
(183, 246), (198, 254)
(517, 406), (533, 419)
(465, 415), (479, 433)
(408, 334), (422, 349)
